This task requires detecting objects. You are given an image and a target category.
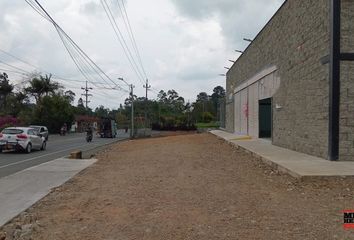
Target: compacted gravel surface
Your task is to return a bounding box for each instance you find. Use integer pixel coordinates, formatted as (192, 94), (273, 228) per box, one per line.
(1, 133), (354, 240)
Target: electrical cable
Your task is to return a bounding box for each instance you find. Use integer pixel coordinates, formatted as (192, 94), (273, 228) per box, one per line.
(0, 60), (32, 74)
(26, 0), (128, 93)
(118, 0), (148, 79)
(101, 0), (145, 84)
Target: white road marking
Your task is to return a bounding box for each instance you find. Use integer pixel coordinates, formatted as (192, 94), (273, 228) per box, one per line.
(47, 137), (86, 144)
(0, 143), (100, 169)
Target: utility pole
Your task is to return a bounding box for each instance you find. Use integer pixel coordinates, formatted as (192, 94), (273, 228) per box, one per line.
(81, 81), (92, 109)
(118, 78), (135, 138)
(130, 84), (135, 138)
(143, 79), (151, 132)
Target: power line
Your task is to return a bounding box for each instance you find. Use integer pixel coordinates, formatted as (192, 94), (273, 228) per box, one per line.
(55, 29), (103, 89)
(54, 23), (115, 89)
(0, 60), (32, 74)
(101, 0), (145, 84)
(0, 47), (103, 87)
(0, 68), (29, 76)
(26, 0), (128, 93)
(0, 54), (115, 95)
(117, 0), (148, 79)
(0, 48), (39, 70)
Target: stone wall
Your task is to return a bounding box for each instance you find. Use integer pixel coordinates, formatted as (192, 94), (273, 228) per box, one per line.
(339, 0), (354, 161)
(226, 0), (331, 159)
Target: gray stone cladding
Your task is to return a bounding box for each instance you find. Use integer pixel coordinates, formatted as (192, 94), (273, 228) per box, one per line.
(227, 0), (354, 160)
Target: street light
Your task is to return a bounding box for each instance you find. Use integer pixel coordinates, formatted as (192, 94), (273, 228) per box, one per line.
(219, 74), (226, 76)
(235, 50), (244, 54)
(229, 60), (236, 63)
(243, 38), (253, 43)
(118, 77), (129, 87)
(224, 67), (230, 70)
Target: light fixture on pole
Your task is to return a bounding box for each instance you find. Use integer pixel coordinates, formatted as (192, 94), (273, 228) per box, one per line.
(235, 50), (244, 54)
(243, 38), (253, 43)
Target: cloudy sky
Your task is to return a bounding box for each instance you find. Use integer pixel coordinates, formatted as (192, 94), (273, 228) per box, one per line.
(0, 0), (284, 109)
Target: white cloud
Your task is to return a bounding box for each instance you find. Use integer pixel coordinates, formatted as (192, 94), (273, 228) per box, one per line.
(0, 0), (285, 109)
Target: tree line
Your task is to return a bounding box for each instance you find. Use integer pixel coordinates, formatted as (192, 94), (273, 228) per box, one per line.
(0, 71), (225, 132)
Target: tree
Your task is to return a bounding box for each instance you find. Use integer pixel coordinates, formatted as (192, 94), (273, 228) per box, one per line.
(32, 94), (74, 133)
(64, 90), (76, 104)
(157, 90), (167, 103)
(167, 90), (179, 103)
(73, 97), (89, 116)
(77, 97), (85, 107)
(211, 86), (225, 100)
(95, 105), (110, 118)
(3, 92), (29, 116)
(0, 72), (14, 111)
(196, 92), (209, 102)
(25, 74), (61, 103)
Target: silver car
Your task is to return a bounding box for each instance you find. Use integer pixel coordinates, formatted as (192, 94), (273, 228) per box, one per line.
(0, 127), (46, 153)
(29, 125), (49, 141)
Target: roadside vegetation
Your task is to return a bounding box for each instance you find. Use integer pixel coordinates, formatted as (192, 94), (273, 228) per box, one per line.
(195, 122), (220, 129)
(0, 71), (225, 133)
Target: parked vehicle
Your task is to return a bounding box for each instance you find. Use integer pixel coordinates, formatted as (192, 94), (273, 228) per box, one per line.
(0, 127), (46, 153)
(97, 118), (117, 138)
(29, 125), (49, 141)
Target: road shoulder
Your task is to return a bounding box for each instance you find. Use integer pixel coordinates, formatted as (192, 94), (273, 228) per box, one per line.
(0, 157), (96, 227)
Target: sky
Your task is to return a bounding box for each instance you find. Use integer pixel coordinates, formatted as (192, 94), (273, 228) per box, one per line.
(0, 0), (285, 109)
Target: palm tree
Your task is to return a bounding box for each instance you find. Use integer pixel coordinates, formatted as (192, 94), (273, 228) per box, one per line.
(25, 74), (60, 103)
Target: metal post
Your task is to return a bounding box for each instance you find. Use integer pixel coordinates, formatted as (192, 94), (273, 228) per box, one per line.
(85, 81), (89, 109)
(130, 84), (135, 138)
(81, 81), (92, 110)
(143, 79), (151, 135)
(328, 0), (341, 161)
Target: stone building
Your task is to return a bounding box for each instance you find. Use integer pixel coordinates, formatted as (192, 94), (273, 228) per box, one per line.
(225, 0), (354, 161)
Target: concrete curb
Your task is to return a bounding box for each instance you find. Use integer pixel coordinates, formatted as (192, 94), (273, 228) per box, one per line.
(80, 137), (130, 159)
(210, 132), (303, 179)
(210, 131), (354, 180)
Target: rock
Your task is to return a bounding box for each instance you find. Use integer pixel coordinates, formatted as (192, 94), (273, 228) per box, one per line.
(21, 224), (33, 232)
(11, 224), (34, 240)
(0, 231), (6, 240)
(19, 229), (33, 240)
(13, 229), (22, 239)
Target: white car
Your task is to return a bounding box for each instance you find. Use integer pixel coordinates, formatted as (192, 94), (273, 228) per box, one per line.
(0, 127), (46, 153)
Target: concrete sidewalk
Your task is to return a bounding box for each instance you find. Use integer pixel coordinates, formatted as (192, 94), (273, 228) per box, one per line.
(210, 130), (354, 179)
(0, 158), (96, 227)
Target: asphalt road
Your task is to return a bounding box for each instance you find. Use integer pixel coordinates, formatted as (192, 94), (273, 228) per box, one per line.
(0, 130), (129, 178)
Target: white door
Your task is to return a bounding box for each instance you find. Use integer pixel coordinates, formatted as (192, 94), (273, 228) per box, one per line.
(248, 83), (259, 138)
(240, 89), (248, 135)
(234, 92), (241, 133)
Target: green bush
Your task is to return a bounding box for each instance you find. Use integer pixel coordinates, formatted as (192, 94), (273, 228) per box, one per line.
(201, 112), (214, 123)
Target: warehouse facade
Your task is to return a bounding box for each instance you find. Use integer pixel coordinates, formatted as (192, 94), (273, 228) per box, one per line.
(225, 0), (354, 161)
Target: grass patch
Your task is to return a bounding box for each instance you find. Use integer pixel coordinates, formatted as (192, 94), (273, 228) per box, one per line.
(196, 122), (219, 129)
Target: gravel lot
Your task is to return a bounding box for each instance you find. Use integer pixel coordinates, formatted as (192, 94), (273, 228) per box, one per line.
(1, 133), (354, 239)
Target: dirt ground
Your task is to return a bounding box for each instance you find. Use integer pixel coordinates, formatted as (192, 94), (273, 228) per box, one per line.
(1, 133), (354, 240)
